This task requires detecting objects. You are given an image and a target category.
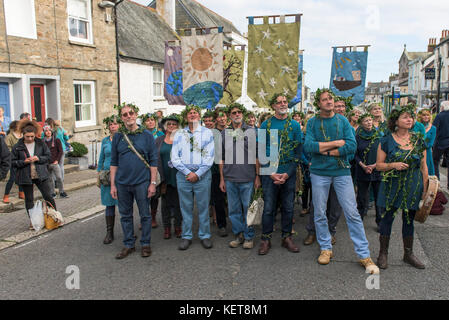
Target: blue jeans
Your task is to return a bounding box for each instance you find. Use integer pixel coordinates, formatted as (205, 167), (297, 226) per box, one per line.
(310, 174), (371, 259)
(261, 172), (296, 240)
(176, 170), (212, 240)
(225, 181), (254, 240)
(116, 181), (151, 248)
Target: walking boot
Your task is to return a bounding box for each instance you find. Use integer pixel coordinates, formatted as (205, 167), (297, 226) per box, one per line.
(18, 191), (25, 199)
(258, 239), (271, 255)
(174, 226), (182, 238)
(151, 209), (158, 228)
(377, 235), (390, 269)
(403, 237), (425, 269)
(3, 194), (9, 204)
(281, 236), (300, 253)
(359, 257), (380, 274)
(164, 226), (171, 239)
(103, 215), (115, 244)
(303, 233), (316, 245)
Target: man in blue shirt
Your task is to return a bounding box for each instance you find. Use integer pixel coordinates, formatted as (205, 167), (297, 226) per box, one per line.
(171, 105), (215, 250)
(110, 104), (159, 259)
(304, 89), (379, 274)
(258, 93), (302, 255)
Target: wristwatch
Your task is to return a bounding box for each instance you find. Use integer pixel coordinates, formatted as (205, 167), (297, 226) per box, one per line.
(327, 151), (330, 156)
(151, 181), (157, 185)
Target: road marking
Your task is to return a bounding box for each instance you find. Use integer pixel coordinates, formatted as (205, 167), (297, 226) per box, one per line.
(14, 234), (49, 249)
(80, 212), (104, 223)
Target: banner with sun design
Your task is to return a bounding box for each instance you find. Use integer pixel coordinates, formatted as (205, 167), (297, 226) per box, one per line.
(289, 51), (304, 108)
(164, 41), (185, 105)
(247, 15), (301, 108)
(181, 31), (224, 109)
(220, 46), (245, 105)
(329, 46), (369, 106)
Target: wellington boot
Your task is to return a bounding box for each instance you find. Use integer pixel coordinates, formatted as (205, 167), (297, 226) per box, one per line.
(377, 235), (390, 269)
(403, 237), (425, 269)
(103, 215), (115, 244)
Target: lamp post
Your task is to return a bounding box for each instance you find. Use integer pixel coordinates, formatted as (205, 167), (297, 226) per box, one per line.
(436, 48), (442, 113)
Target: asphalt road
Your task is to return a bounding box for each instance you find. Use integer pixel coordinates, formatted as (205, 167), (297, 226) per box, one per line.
(1, 197), (448, 301)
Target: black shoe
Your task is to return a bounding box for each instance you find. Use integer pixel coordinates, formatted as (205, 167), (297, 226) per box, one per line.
(59, 192), (69, 198)
(51, 193), (56, 198)
(201, 238), (213, 249)
(218, 227), (228, 237)
(178, 239), (192, 250)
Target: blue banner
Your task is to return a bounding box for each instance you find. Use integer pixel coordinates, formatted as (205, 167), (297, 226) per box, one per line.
(329, 47), (368, 106)
(289, 53), (303, 108)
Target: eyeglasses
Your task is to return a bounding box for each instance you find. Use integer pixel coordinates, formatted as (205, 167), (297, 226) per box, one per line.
(166, 122), (178, 126)
(231, 110), (243, 115)
(276, 100), (288, 105)
(121, 111), (135, 118)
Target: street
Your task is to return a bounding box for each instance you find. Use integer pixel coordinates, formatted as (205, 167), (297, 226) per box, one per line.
(0, 185), (448, 300)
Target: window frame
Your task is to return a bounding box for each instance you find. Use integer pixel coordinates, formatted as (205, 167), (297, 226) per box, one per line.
(73, 80), (96, 128)
(67, 0), (93, 44)
(152, 66), (164, 99)
(4, 0), (37, 39)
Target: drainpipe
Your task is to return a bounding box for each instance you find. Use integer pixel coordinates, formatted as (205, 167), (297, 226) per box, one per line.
(114, 0), (124, 105)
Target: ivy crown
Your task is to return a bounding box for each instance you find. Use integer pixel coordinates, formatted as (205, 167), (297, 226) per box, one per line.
(313, 88), (335, 109)
(358, 112), (374, 124)
(214, 106), (229, 119)
(102, 115), (121, 133)
(269, 93), (290, 108)
(387, 103), (418, 132)
(202, 110), (215, 120)
(227, 103), (247, 115)
(139, 112), (158, 123)
(114, 102), (139, 117)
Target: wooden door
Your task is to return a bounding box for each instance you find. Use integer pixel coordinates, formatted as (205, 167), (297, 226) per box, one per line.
(30, 84), (46, 127)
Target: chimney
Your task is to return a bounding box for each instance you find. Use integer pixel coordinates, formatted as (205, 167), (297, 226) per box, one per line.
(428, 38), (437, 52)
(440, 30), (449, 43)
(156, 0), (176, 31)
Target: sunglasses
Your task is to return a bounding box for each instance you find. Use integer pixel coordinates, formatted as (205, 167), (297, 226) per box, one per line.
(166, 122), (178, 126)
(231, 110), (243, 115)
(121, 111), (135, 118)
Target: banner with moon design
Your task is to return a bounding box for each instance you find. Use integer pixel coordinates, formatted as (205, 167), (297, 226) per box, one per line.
(247, 15), (301, 108)
(181, 31), (224, 109)
(329, 46), (369, 106)
(220, 46), (245, 105)
(164, 41), (185, 105)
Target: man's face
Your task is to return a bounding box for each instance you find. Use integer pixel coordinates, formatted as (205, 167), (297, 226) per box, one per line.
(334, 101), (346, 115)
(156, 111), (163, 119)
(229, 108), (243, 124)
(120, 106), (137, 127)
(203, 117), (215, 129)
(272, 96), (288, 115)
(216, 112), (227, 127)
(247, 116), (256, 127)
(186, 109), (200, 123)
(319, 92), (335, 113)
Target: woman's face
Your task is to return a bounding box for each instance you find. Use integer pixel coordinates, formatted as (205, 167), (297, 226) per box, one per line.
(293, 115), (301, 122)
(421, 112), (431, 123)
(109, 122), (119, 134)
(396, 112), (414, 130)
(24, 132), (35, 144)
(145, 118), (156, 130)
(351, 110), (361, 123)
(370, 106), (382, 117)
(165, 121), (179, 134)
(44, 129), (52, 138)
(361, 117), (373, 131)
(247, 116), (256, 127)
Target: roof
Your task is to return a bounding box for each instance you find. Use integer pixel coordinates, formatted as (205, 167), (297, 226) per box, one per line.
(406, 51), (432, 61)
(117, 0), (179, 64)
(149, 0), (241, 35)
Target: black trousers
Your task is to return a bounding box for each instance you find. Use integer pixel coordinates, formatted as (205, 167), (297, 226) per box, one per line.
(356, 180), (383, 224)
(211, 173), (226, 228)
(161, 184), (182, 228)
(21, 178), (56, 214)
(433, 147), (449, 188)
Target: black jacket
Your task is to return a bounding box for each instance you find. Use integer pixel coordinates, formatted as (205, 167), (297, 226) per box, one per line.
(155, 135), (165, 183)
(11, 138), (51, 185)
(0, 136), (11, 180)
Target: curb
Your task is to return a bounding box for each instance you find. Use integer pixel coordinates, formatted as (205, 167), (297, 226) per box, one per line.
(0, 204), (105, 252)
(0, 178), (97, 213)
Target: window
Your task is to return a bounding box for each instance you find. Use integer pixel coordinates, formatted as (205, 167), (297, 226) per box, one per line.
(74, 81), (96, 127)
(4, 0), (37, 39)
(153, 67), (163, 98)
(67, 0), (93, 44)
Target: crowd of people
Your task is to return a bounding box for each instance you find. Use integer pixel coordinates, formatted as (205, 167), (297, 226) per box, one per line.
(95, 90), (449, 275)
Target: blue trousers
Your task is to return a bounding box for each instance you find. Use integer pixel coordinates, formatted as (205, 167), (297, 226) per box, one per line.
(225, 181), (254, 240)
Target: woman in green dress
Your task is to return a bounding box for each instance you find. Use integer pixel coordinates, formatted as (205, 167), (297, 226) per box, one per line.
(376, 105), (428, 270)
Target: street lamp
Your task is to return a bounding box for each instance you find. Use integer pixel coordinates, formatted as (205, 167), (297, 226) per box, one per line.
(437, 47), (442, 113)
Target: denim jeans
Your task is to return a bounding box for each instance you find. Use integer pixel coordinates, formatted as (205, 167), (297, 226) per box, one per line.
(310, 174), (371, 259)
(176, 170), (212, 240)
(306, 184), (342, 235)
(225, 181), (254, 240)
(261, 172), (296, 240)
(116, 181), (151, 248)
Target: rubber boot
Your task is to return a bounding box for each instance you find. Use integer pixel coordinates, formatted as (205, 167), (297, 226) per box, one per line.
(103, 215), (115, 244)
(377, 235), (390, 269)
(403, 236), (425, 269)
(151, 209), (158, 228)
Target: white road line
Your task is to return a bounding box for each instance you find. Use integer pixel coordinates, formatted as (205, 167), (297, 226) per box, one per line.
(80, 212), (104, 223)
(14, 234), (49, 249)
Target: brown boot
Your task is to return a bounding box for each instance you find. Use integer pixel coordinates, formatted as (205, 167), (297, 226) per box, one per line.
(303, 233), (316, 245)
(3, 194), (9, 204)
(377, 235), (390, 269)
(141, 245), (152, 258)
(258, 239), (271, 255)
(151, 209), (158, 228)
(18, 191), (25, 199)
(281, 236), (300, 253)
(164, 226), (171, 239)
(115, 247), (135, 259)
(403, 237), (425, 269)
(174, 226), (182, 238)
(103, 215), (115, 244)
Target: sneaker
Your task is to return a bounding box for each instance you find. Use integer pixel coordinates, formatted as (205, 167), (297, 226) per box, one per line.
(359, 257), (380, 274)
(59, 192), (69, 198)
(318, 250), (334, 265)
(229, 233), (244, 248)
(218, 227), (228, 237)
(243, 239), (254, 249)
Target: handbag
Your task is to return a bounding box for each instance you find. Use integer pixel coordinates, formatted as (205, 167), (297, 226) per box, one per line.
(99, 170), (110, 186)
(43, 201), (64, 230)
(122, 133), (161, 186)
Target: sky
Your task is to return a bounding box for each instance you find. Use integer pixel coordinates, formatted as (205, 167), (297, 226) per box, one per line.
(133, 0), (449, 92)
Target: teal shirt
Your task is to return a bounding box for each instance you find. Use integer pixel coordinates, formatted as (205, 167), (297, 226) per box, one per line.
(304, 114), (356, 177)
(160, 141), (177, 187)
(259, 117), (302, 176)
(151, 129), (164, 138)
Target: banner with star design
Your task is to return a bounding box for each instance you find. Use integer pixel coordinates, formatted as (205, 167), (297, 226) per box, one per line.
(164, 41), (185, 105)
(220, 46), (245, 105)
(289, 51), (304, 108)
(181, 30), (224, 109)
(247, 15), (301, 108)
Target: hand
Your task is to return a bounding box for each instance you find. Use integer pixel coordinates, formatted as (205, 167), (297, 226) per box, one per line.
(186, 172), (199, 183)
(270, 173), (282, 182)
(254, 176), (261, 189)
(274, 173), (288, 185)
(392, 162), (409, 171)
(335, 140), (346, 148)
(53, 161), (58, 165)
(31, 156), (39, 162)
(219, 179), (226, 193)
(111, 185), (118, 199)
(0, 132), (5, 136)
(147, 184), (156, 198)
(24, 157), (32, 164)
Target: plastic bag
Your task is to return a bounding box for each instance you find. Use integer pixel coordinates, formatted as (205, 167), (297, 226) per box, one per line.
(247, 189), (264, 226)
(29, 200), (44, 231)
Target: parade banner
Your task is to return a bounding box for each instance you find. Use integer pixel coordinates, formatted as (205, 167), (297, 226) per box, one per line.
(247, 15), (301, 108)
(181, 29), (224, 109)
(164, 41), (185, 105)
(289, 51), (304, 108)
(329, 46), (369, 106)
(220, 46), (245, 105)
